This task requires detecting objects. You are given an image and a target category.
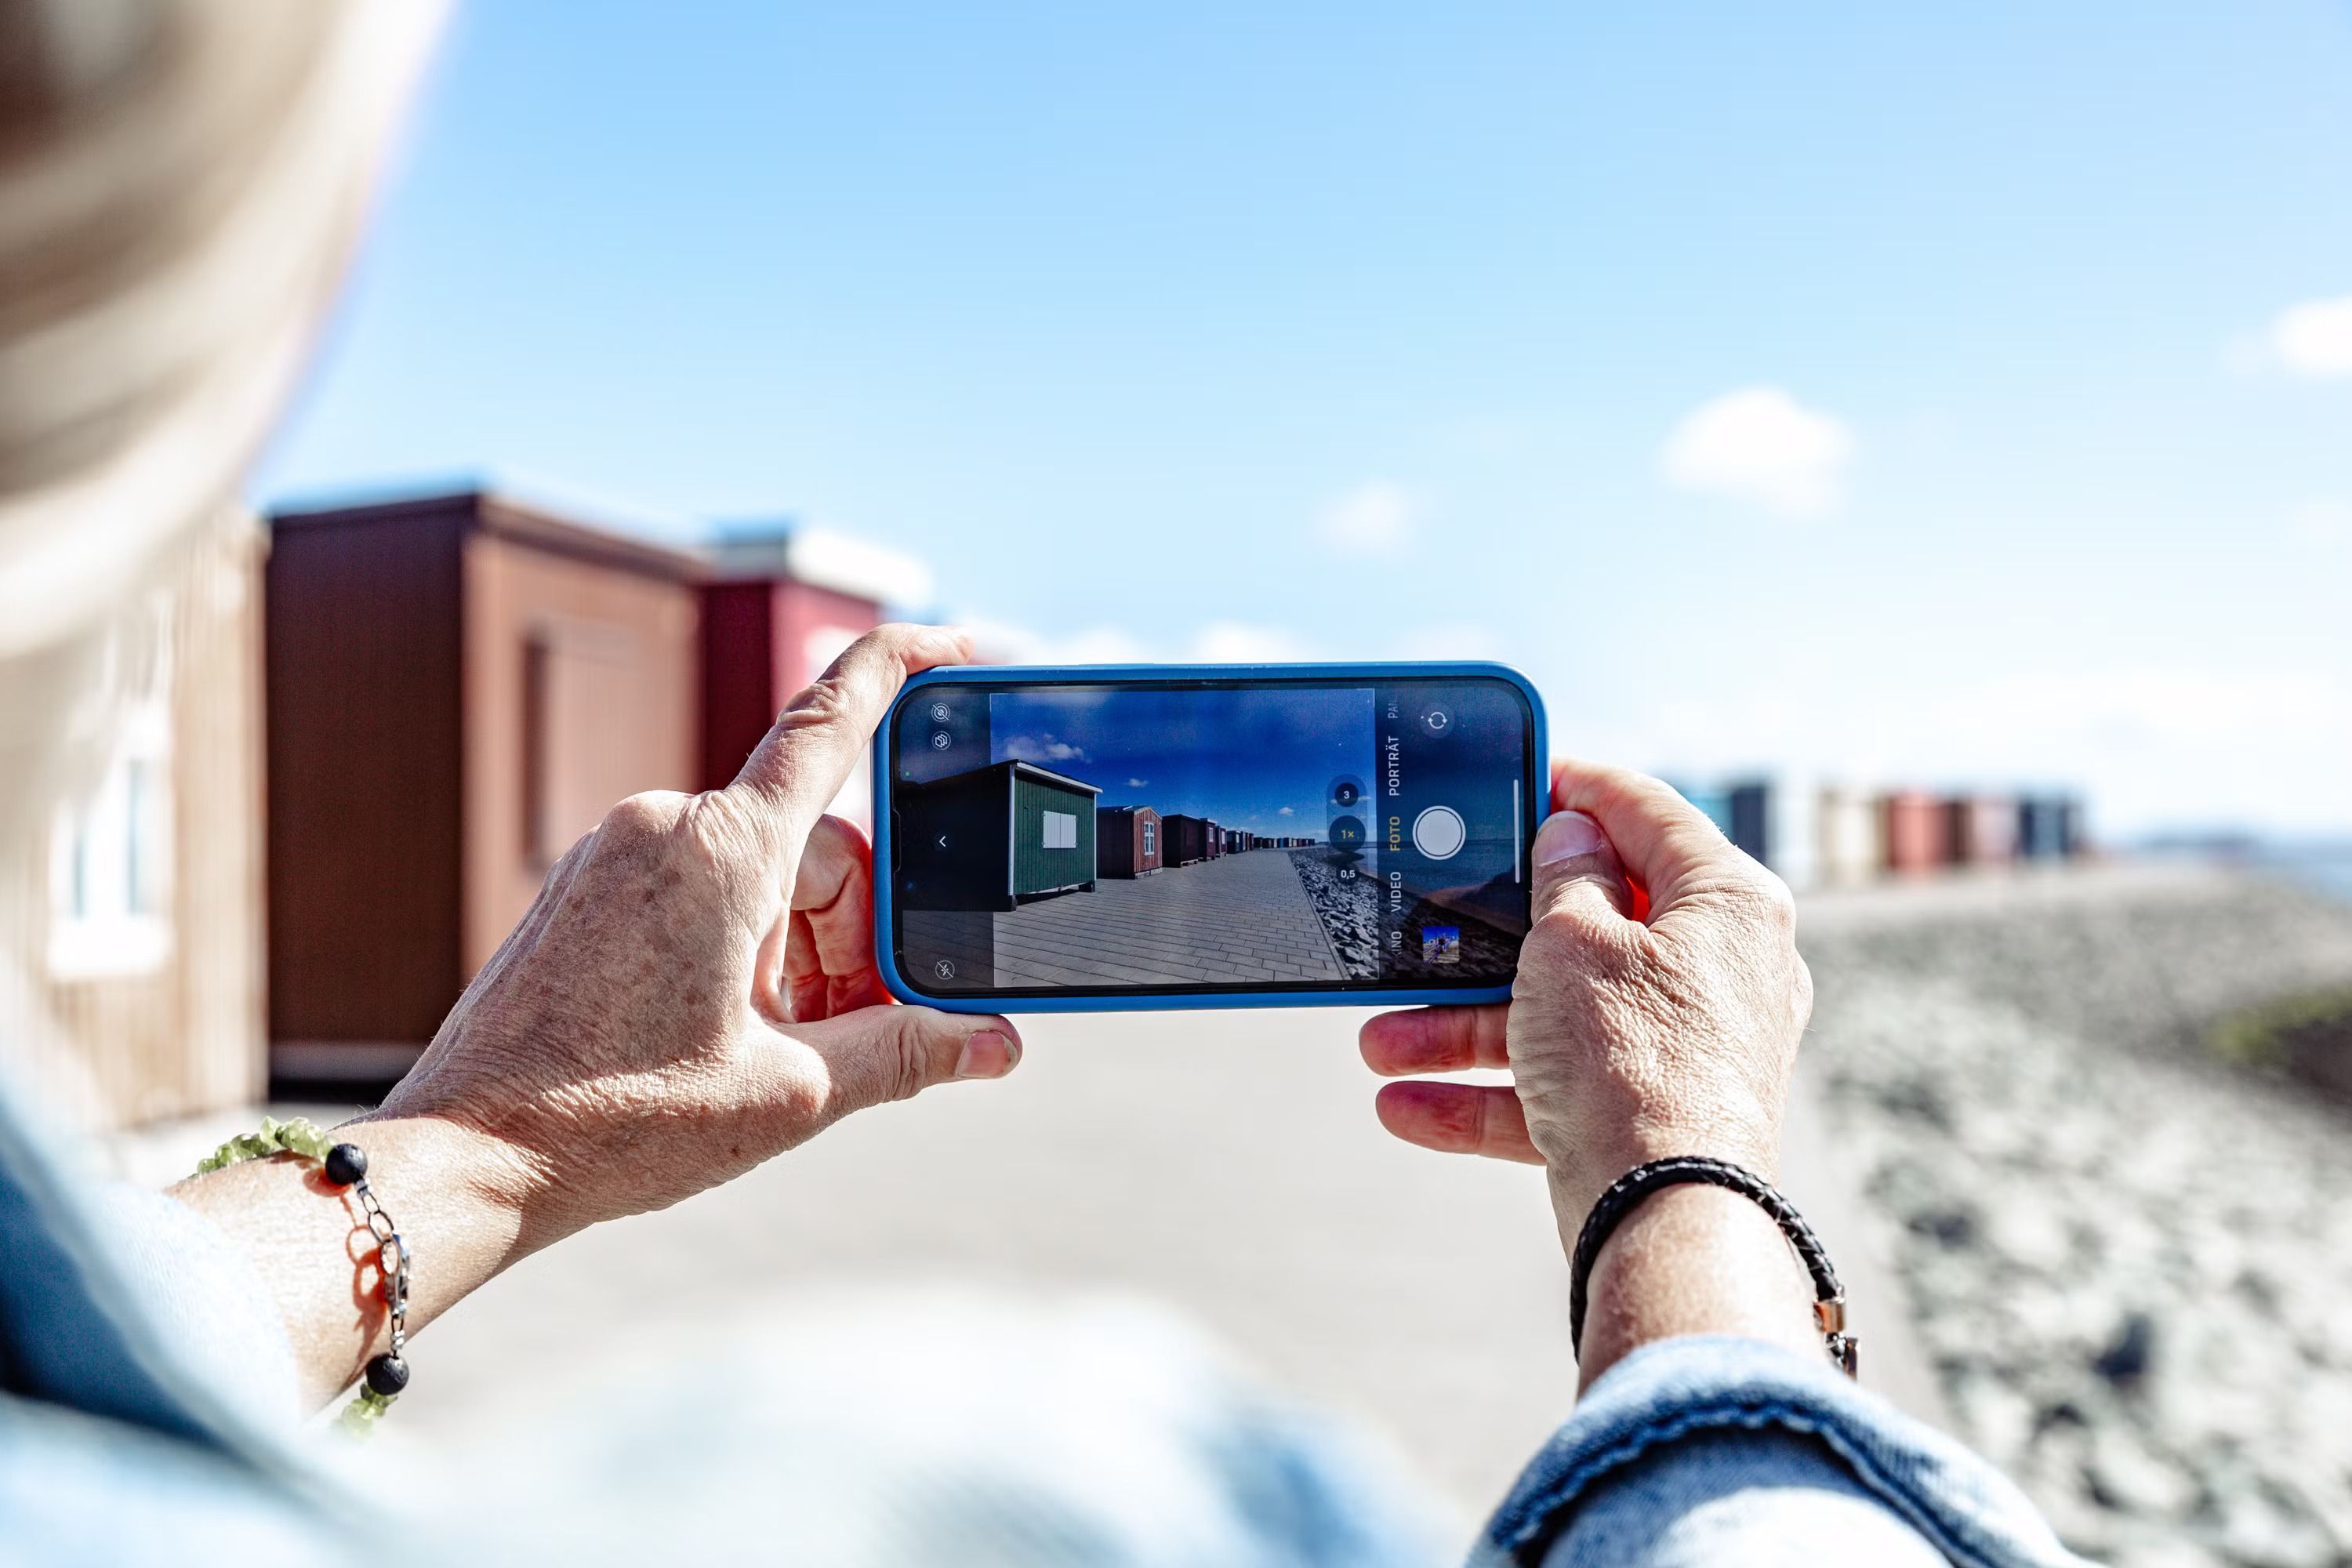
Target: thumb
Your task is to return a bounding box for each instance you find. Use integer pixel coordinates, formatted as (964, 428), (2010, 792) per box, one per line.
(1530, 809), (1636, 931)
(787, 1005), (1022, 1117)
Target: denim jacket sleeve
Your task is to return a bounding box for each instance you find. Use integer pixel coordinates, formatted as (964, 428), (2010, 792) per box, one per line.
(1473, 1336), (2088, 1568)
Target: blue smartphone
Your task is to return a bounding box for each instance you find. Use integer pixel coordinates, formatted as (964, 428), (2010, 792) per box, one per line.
(871, 662), (1548, 1012)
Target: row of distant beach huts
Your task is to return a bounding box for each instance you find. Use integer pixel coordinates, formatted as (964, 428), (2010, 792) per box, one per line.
(1098, 803), (1321, 877)
(1666, 779), (2087, 887)
(899, 759), (1326, 911)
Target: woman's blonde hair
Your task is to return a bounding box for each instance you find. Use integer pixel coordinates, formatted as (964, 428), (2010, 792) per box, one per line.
(0, 0), (443, 1116)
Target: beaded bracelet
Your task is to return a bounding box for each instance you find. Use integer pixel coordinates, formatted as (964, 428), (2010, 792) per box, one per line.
(194, 1116), (414, 1432)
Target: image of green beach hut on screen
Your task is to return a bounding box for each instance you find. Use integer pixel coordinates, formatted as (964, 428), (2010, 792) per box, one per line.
(899, 760), (1100, 911)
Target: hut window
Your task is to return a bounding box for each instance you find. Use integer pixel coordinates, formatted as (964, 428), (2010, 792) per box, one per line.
(1042, 811), (1077, 850)
(48, 702), (174, 978)
(1142, 819), (1156, 855)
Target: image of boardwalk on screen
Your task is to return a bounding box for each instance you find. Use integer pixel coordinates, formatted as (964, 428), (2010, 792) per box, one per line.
(895, 684), (1526, 993)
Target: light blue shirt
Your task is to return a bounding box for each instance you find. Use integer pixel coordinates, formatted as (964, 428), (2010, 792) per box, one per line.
(1494, 1337), (2083, 1567)
(0, 1083), (2078, 1565)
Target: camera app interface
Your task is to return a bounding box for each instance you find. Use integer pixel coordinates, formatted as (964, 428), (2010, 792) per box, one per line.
(891, 679), (1534, 995)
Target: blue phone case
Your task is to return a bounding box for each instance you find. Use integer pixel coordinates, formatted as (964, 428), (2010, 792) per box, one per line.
(870, 661), (1549, 1013)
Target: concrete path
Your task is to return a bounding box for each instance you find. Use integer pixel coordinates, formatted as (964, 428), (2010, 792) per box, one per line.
(394, 1005), (1570, 1517)
(103, 918), (1951, 1522)
(904, 848), (1346, 989)
(119, 1013), (1936, 1521)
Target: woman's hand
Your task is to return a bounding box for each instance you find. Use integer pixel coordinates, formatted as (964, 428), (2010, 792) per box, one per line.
(374, 622), (1020, 1245)
(176, 624), (1017, 1406)
(1359, 759), (1817, 1381)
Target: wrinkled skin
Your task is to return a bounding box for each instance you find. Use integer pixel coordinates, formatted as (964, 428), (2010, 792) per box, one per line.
(1360, 759), (1813, 1254)
(375, 623), (1022, 1250)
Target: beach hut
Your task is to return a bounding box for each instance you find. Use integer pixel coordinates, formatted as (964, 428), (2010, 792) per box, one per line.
(900, 760), (1099, 909)
(267, 487), (702, 1092)
(1728, 782), (1771, 866)
(32, 506), (269, 1128)
(1203, 819), (1223, 859)
(1163, 814), (1214, 866)
(2016, 795), (2082, 861)
(1940, 799), (1971, 866)
(1098, 805), (1162, 878)
(1766, 775), (1820, 888)
(1944, 795), (2017, 866)
(1881, 791), (1948, 876)
(1667, 780), (1737, 840)
(1813, 786), (1882, 885)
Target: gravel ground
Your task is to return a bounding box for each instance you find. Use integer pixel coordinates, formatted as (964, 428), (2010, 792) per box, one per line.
(1289, 847), (1383, 978)
(1802, 867), (2352, 1567)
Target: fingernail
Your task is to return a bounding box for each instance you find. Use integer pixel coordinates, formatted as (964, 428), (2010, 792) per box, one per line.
(956, 1029), (1014, 1079)
(1534, 810), (1608, 867)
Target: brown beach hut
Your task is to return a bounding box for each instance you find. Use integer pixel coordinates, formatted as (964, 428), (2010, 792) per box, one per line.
(1163, 814), (1214, 866)
(1098, 805), (1163, 877)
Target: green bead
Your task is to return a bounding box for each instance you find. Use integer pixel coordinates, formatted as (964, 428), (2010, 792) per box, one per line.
(191, 1115), (353, 1179)
(337, 1389), (393, 1436)
(279, 1119), (332, 1160)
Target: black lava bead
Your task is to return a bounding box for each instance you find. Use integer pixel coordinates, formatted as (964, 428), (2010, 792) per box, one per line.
(324, 1142), (368, 1187)
(365, 1353), (409, 1396)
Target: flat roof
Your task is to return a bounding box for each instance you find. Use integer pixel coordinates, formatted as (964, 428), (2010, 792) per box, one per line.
(267, 477), (931, 605)
(270, 486), (705, 583)
(908, 760), (1104, 796)
(1005, 760), (1102, 795)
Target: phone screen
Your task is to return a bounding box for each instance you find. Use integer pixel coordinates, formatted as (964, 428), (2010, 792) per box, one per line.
(887, 674), (1538, 998)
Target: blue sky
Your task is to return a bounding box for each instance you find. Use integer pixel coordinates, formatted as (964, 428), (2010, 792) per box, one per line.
(256, 2), (2352, 836)
(986, 688), (1373, 834)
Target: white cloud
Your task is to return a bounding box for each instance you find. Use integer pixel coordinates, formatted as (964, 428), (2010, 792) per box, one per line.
(1002, 733), (1089, 764)
(1393, 621), (1509, 662)
(1660, 386), (1855, 517)
(2285, 499), (2352, 546)
(1125, 776), (1149, 787)
(962, 620), (1150, 665)
(1277, 805), (1296, 816)
(2270, 294), (2352, 379)
(1314, 480), (1414, 553)
(964, 619), (1320, 666)
(1186, 622), (1316, 662)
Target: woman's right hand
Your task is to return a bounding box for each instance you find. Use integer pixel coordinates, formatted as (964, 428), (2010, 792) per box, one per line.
(1359, 759), (1813, 1257)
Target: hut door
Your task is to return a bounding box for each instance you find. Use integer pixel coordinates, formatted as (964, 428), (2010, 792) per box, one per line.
(524, 622), (647, 869)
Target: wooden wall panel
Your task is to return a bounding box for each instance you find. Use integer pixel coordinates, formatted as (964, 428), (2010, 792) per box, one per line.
(18, 509), (269, 1129)
(461, 532), (698, 974)
(267, 502), (466, 1049)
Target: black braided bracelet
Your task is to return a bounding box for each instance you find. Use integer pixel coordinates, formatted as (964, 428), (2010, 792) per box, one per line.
(1567, 1155), (1857, 1378)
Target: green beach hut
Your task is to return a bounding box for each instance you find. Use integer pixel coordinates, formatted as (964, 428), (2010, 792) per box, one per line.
(900, 760), (1101, 910)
